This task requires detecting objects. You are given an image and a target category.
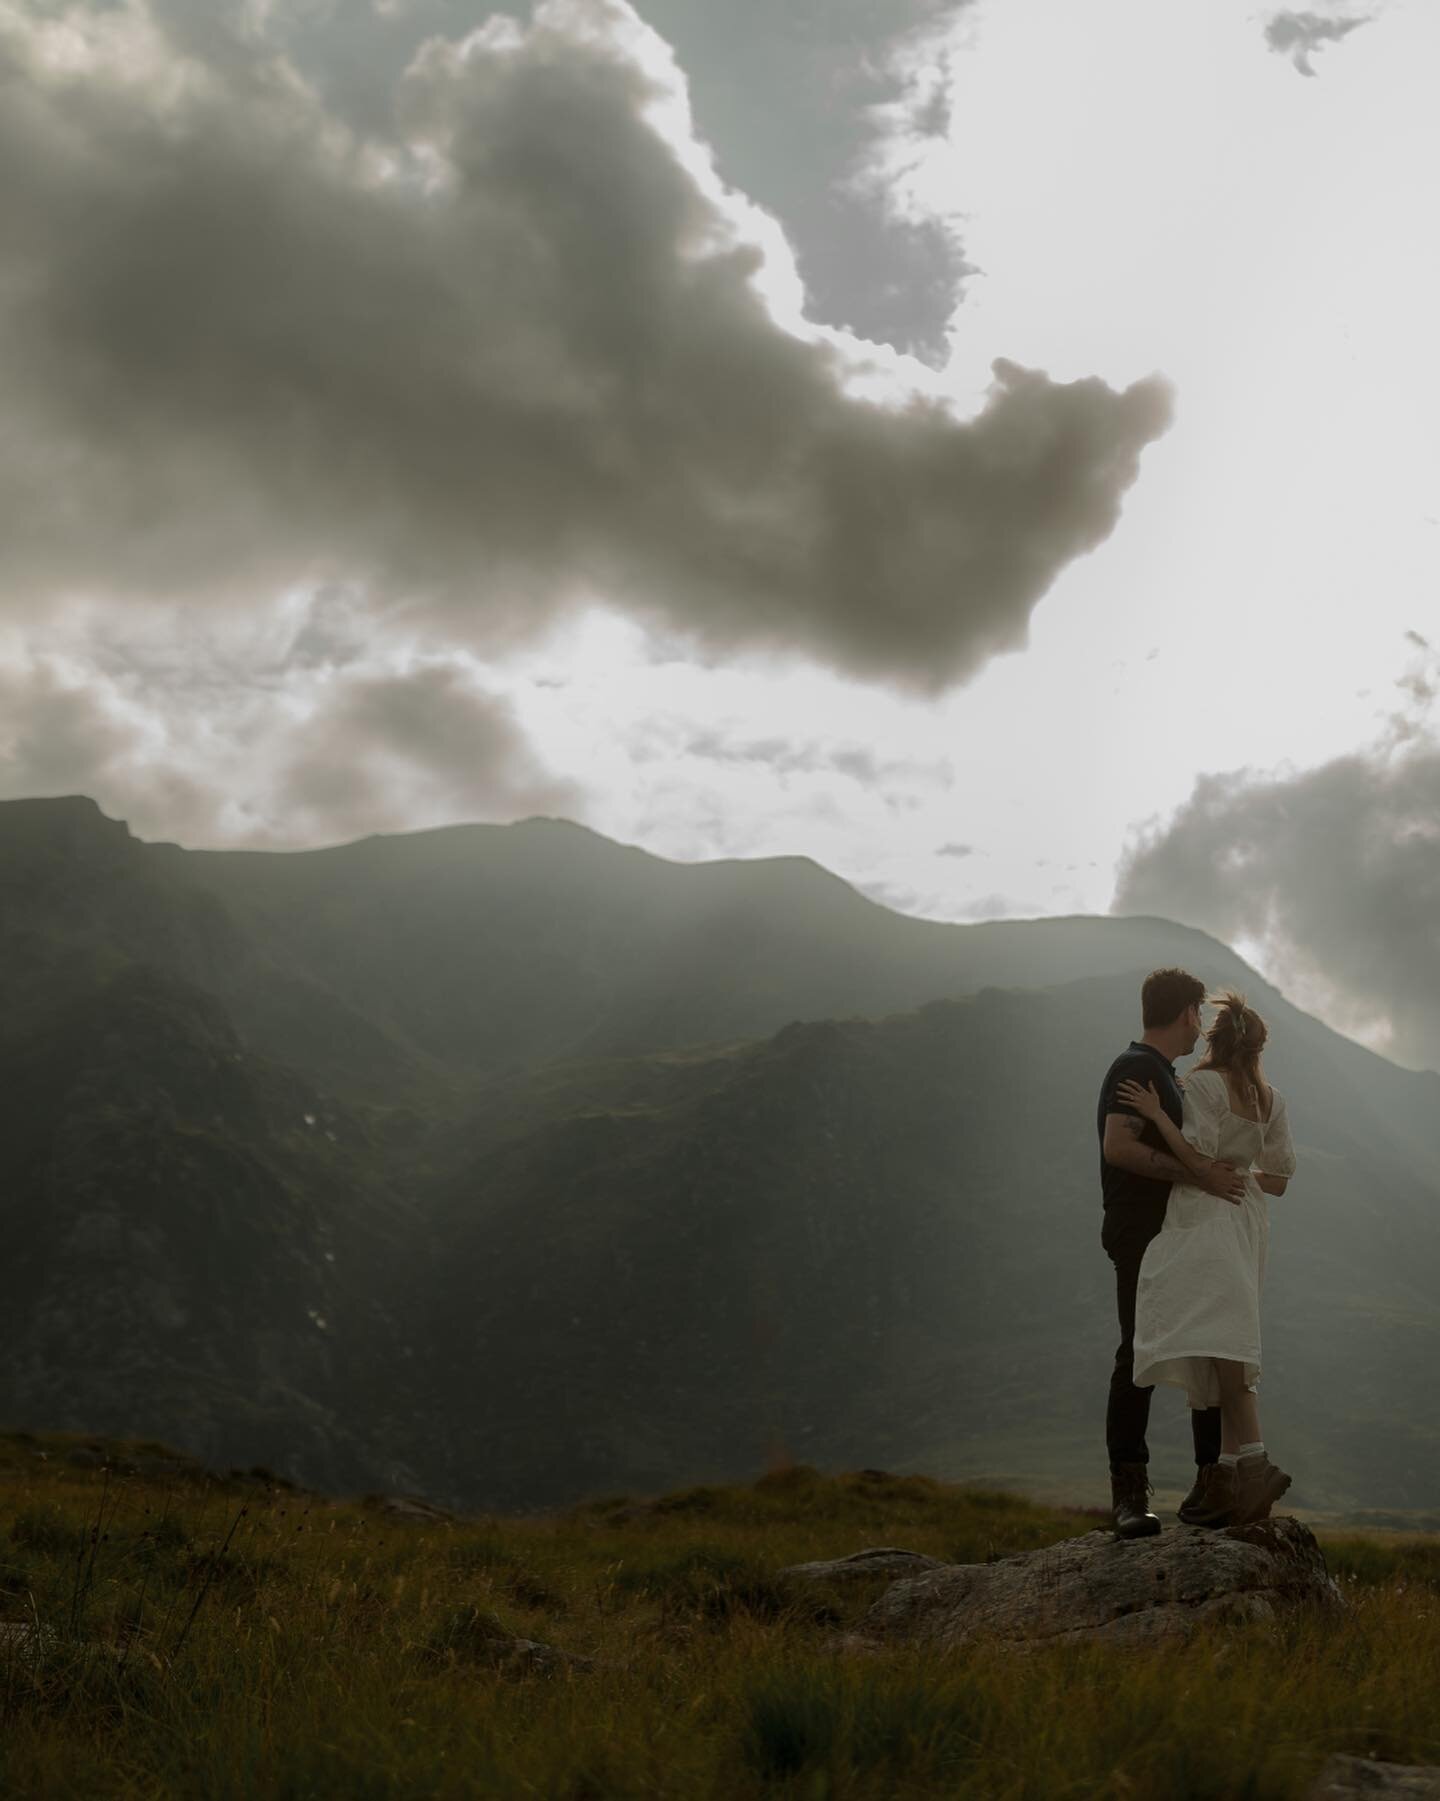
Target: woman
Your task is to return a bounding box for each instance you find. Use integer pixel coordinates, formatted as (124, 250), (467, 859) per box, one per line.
(1115, 989), (1298, 1529)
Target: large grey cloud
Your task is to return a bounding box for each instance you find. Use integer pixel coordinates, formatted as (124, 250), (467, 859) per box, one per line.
(1263, 9), (1372, 76)
(1111, 651), (1440, 1072)
(252, 0), (975, 364)
(0, 0), (1172, 701)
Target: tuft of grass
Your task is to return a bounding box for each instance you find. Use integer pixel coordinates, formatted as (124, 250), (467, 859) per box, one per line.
(1318, 1532), (1440, 1591)
(442, 1535), (519, 1575)
(8, 1505), (86, 1559)
(416, 1601), (526, 1668)
(738, 1658), (989, 1784)
(611, 1543), (826, 1629)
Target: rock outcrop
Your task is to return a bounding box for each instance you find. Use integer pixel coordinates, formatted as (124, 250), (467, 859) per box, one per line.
(1307, 1756), (1440, 1798)
(366, 1493), (458, 1523)
(776, 1546), (949, 1585)
(782, 1517), (1344, 1653)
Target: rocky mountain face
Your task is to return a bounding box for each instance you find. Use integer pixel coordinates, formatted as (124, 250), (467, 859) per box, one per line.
(1, 794), (1435, 1518)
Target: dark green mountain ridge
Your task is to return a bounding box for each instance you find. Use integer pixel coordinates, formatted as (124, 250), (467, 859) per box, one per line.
(0, 792), (1324, 1096)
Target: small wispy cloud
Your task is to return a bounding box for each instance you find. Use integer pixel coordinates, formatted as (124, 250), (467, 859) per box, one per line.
(1263, 8), (1373, 77)
(623, 719), (955, 789)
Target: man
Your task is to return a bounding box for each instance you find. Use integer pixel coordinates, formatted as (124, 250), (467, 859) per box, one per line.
(1098, 968), (1248, 1539)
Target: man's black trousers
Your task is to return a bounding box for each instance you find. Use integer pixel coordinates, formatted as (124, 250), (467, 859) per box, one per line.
(1105, 1230), (1222, 1473)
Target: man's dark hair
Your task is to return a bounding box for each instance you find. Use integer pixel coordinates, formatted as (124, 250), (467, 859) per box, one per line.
(1141, 967), (1206, 1028)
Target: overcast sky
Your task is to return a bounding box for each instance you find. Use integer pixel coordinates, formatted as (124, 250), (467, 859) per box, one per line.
(2, 0), (1436, 1071)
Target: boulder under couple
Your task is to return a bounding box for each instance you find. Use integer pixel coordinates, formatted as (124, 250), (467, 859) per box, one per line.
(1098, 966), (1298, 1539)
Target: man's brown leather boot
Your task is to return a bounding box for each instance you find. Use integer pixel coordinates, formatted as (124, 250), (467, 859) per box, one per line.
(1110, 1462), (1162, 1539)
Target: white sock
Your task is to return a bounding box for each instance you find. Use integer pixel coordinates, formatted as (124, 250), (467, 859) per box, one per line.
(1238, 1441), (1265, 1461)
(1218, 1453), (1239, 1470)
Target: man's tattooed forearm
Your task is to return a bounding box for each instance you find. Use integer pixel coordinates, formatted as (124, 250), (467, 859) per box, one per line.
(1107, 1109), (1187, 1182)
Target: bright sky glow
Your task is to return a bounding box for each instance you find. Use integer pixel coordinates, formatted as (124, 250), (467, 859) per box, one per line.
(501, 0), (1438, 960)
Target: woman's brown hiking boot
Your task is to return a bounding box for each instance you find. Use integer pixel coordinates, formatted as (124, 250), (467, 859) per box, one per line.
(1182, 1459), (1236, 1528)
(1234, 1455), (1292, 1525)
(1178, 1464), (1216, 1525)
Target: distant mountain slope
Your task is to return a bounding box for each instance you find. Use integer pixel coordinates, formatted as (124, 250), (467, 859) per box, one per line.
(395, 970), (1440, 1517)
(0, 794), (1297, 1102)
(0, 955), (425, 1496)
(1, 794), (1435, 1516)
(168, 810), (1280, 1079)
(0, 796), (451, 1112)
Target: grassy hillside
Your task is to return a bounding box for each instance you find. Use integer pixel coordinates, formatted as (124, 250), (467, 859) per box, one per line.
(1, 1429), (1437, 1799)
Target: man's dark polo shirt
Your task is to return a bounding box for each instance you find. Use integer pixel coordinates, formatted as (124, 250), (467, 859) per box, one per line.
(1097, 1040), (1185, 1252)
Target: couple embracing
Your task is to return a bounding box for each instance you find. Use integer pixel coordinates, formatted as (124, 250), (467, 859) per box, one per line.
(1098, 967), (1299, 1539)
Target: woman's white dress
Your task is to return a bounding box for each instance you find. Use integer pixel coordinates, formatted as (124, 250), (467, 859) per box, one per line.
(1131, 1068), (1298, 1410)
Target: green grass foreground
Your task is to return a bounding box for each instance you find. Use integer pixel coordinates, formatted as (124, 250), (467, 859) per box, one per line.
(2, 1430), (1438, 1799)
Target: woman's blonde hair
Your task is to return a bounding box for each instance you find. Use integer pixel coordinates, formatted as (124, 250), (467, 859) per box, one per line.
(1193, 988), (1270, 1115)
